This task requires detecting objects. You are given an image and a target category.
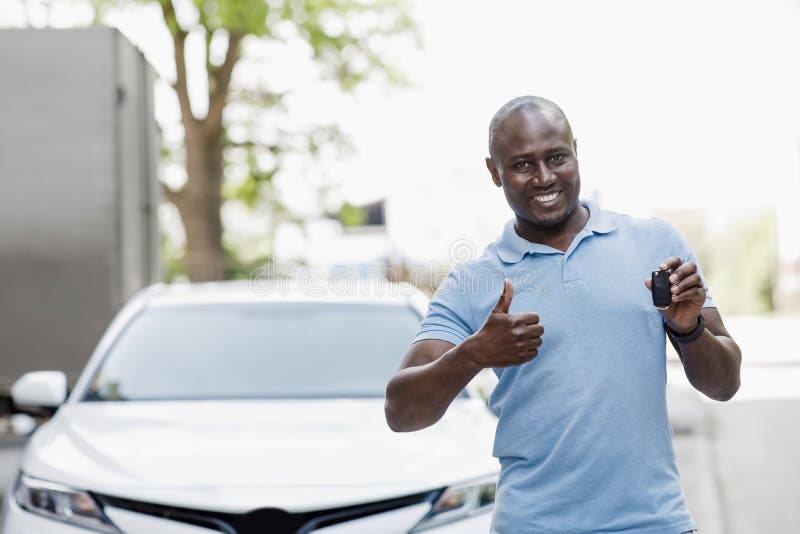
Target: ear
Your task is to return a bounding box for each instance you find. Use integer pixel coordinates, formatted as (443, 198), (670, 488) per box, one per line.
(486, 157), (502, 187)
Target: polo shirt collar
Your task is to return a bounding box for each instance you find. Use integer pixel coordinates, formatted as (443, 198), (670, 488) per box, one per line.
(495, 198), (618, 264)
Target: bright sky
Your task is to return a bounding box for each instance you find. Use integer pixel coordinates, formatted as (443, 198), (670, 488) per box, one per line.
(330, 0), (800, 261)
(3, 0), (799, 263)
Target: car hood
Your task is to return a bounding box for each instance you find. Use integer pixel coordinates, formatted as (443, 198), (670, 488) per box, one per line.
(20, 399), (498, 513)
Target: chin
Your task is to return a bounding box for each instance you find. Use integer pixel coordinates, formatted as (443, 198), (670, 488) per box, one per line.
(529, 213), (568, 227)
(535, 196), (581, 226)
(518, 206), (570, 227)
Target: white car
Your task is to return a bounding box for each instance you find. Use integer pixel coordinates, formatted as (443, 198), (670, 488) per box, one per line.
(2, 281), (499, 533)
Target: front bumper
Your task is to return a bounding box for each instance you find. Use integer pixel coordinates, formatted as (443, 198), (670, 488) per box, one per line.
(2, 490), (493, 533)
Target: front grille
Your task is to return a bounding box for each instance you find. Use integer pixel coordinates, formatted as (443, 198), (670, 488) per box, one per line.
(94, 490), (441, 533)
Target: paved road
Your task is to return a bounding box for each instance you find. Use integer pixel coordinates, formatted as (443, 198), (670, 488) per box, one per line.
(703, 364), (800, 533)
(668, 384), (725, 533)
(0, 437), (24, 504)
(668, 359), (800, 534)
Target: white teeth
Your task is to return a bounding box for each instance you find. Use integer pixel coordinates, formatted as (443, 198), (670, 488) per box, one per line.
(534, 192), (559, 202)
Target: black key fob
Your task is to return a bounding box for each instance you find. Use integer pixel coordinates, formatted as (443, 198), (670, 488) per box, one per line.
(651, 270), (672, 309)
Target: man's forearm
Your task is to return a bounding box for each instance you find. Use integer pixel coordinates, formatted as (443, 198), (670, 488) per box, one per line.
(385, 342), (481, 432)
(673, 329), (741, 401)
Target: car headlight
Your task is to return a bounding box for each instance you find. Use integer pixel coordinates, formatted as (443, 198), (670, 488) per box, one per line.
(410, 475), (497, 532)
(14, 472), (120, 533)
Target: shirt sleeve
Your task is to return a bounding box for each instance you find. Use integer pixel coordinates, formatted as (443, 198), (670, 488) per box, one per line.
(412, 265), (475, 346)
(659, 219), (715, 309)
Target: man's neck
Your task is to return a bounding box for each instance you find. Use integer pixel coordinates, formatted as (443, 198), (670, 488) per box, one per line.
(514, 203), (590, 253)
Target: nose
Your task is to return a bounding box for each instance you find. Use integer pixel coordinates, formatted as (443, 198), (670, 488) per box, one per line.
(531, 161), (556, 187)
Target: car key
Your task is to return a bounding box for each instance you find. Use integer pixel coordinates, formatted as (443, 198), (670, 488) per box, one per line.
(651, 270), (671, 309)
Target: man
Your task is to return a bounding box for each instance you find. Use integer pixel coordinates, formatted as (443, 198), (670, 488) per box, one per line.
(384, 96), (741, 533)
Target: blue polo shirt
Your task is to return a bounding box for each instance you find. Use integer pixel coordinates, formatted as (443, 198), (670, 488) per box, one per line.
(413, 198), (712, 533)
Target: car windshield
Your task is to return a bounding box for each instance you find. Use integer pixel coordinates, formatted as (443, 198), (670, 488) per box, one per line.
(82, 302), (422, 401)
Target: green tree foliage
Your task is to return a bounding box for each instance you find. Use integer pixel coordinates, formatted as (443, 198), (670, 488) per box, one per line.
(337, 201), (367, 227)
(94, 0), (415, 281)
(705, 210), (777, 315)
(663, 209), (777, 315)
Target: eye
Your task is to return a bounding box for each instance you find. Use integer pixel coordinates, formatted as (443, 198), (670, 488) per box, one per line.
(513, 160), (532, 170)
(548, 153), (565, 164)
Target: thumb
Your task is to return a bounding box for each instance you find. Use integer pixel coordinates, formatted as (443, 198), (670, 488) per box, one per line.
(493, 278), (514, 313)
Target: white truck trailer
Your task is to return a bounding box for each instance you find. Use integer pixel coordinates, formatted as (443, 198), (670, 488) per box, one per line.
(0, 28), (160, 410)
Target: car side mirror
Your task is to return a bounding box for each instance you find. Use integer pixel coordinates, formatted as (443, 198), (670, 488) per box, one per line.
(11, 371), (67, 416)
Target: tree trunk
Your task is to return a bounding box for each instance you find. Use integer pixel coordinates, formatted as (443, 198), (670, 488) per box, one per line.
(158, 10), (241, 282)
(174, 122), (225, 281)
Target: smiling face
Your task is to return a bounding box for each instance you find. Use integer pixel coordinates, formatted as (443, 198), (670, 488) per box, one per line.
(486, 108), (582, 230)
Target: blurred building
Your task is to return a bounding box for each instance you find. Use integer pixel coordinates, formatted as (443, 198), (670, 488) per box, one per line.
(0, 28), (159, 401)
(275, 199), (392, 271)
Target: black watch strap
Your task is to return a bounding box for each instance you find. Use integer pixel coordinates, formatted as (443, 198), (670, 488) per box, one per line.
(665, 314), (705, 344)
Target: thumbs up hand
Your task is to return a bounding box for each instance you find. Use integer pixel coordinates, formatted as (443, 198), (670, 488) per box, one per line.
(462, 279), (544, 369)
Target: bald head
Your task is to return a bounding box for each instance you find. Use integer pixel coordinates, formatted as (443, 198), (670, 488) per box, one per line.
(488, 96), (573, 161)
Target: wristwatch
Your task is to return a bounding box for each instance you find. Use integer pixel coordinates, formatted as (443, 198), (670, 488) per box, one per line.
(665, 314), (705, 344)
